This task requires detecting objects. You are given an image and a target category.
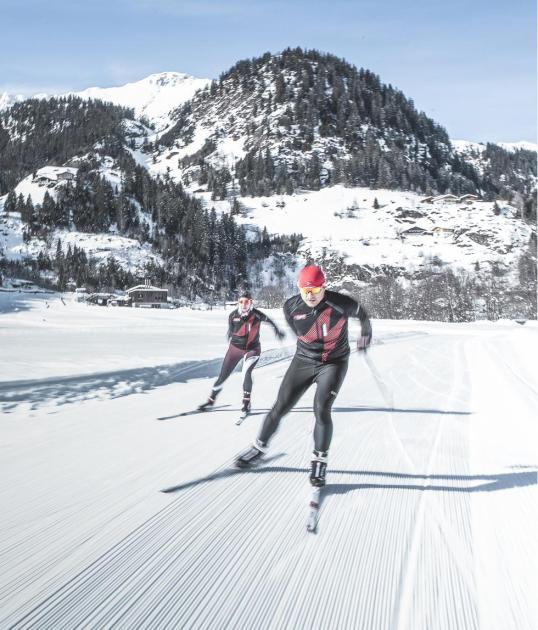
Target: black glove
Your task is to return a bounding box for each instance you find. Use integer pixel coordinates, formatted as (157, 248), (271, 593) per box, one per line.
(357, 334), (371, 352)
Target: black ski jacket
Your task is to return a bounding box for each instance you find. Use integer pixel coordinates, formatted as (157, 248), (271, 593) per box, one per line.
(284, 290), (372, 363)
(227, 308), (281, 351)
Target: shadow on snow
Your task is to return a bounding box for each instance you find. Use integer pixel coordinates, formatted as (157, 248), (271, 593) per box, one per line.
(0, 347), (297, 411)
(161, 459), (537, 495)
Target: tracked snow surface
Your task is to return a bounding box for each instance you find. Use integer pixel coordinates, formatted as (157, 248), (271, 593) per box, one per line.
(0, 292), (536, 629)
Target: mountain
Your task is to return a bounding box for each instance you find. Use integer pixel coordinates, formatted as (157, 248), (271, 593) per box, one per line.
(0, 49), (536, 319)
(71, 72), (211, 131)
(150, 48), (535, 205)
(0, 96), (270, 297)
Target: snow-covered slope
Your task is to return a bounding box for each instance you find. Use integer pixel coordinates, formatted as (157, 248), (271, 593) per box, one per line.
(0, 161), (163, 274)
(190, 184), (532, 281)
(71, 72), (211, 131)
(452, 140), (537, 154)
(0, 293), (536, 629)
(498, 141), (537, 153)
(1, 175), (532, 284)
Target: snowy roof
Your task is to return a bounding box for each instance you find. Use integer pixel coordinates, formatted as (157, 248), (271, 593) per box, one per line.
(126, 285), (167, 293)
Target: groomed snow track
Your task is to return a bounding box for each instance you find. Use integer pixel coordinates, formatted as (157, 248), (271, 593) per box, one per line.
(0, 328), (536, 629)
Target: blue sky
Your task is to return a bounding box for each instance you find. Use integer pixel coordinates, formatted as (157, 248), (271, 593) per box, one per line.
(1, 0), (536, 142)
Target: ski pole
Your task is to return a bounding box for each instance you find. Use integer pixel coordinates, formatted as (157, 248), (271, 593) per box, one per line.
(362, 351), (394, 409)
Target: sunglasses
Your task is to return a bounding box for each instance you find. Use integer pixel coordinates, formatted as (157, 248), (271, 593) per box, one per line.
(299, 286), (323, 295)
(238, 298), (252, 305)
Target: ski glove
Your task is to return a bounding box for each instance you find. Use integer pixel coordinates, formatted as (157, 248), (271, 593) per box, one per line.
(357, 335), (371, 352)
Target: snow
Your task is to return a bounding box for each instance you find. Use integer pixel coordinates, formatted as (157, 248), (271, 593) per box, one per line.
(452, 140), (537, 154)
(229, 185), (532, 277)
(0, 291), (536, 629)
(0, 159), (162, 274)
(498, 141), (538, 153)
(13, 166), (78, 205)
(452, 140), (487, 154)
(2, 165), (533, 286)
(0, 92), (26, 111)
(0, 209), (162, 273)
(71, 72), (211, 131)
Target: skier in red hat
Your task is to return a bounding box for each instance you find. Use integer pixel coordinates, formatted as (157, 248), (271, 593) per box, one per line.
(235, 265), (372, 487)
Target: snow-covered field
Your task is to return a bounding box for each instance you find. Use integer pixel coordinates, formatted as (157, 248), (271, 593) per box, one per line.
(0, 292), (536, 629)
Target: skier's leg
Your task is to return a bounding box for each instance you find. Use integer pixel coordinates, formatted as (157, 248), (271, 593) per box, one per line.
(312, 360), (349, 452)
(214, 345), (244, 389)
(200, 345), (244, 409)
(241, 347), (260, 411)
(242, 348), (261, 393)
(257, 355), (315, 446)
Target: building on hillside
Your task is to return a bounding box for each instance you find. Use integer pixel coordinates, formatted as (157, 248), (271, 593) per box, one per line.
(126, 283), (168, 308)
(57, 171), (76, 181)
(459, 194), (481, 204)
(432, 226), (454, 239)
(432, 194), (459, 203)
(401, 226), (432, 237)
(34, 174), (56, 185)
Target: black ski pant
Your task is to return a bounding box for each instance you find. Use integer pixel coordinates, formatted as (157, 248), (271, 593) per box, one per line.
(213, 344), (261, 395)
(258, 354), (348, 452)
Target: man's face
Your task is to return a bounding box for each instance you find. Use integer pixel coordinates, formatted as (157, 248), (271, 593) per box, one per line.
(238, 297), (252, 313)
(299, 285), (326, 308)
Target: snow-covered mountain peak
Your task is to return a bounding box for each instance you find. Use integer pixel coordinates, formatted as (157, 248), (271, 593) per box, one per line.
(71, 71), (211, 130)
(146, 71), (192, 87)
(452, 139), (537, 154)
(498, 141), (538, 153)
(0, 91), (26, 111)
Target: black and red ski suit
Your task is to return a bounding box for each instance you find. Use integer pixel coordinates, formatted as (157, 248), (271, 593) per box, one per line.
(257, 290), (372, 452)
(211, 308), (282, 398)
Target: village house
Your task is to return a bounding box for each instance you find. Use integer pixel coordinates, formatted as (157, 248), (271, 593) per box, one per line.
(34, 174), (56, 185)
(432, 226), (455, 239)
(432, 194), (460, 204)
(33, 168), (77, 186)
(459, 193), (481, 204)
(126, 282), (168, 308)
(57, 170), (76, 182)
(401, 226), (432, 237)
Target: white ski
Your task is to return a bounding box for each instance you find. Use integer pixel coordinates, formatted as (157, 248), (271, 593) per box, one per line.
(306, 487), (322, 533)
(235, 410), (250, 425)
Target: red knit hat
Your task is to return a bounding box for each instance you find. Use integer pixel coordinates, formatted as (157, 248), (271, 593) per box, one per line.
(297, 265), (326, 288)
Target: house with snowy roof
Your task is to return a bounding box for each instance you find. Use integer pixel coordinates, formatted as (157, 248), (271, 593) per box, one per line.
(432, 194), (459, 203)
(459, 193), (481, 203)
(432, 226), (454, 239)
(57, 170), (76, 181)
(401, 226), (432, 237)
(126, 281), (168, 307)
(33, 167), (78, 185)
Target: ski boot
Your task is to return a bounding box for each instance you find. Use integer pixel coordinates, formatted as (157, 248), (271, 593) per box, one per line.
(235, 394), (252, 425)
(309, 451), (328, 487)
(198, 388), (220, 412)
(235, 439), (267, 468)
